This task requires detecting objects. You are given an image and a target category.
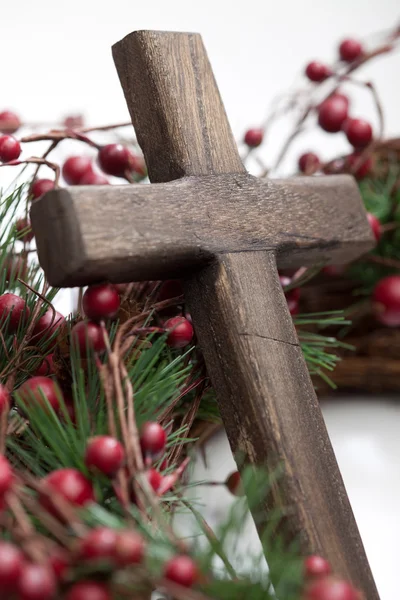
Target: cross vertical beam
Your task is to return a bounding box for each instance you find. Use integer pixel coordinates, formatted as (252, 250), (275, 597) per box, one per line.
(112, 31), (378, 598)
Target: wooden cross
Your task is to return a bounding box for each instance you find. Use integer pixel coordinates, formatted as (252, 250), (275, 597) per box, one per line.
(31, 31), (379, 599)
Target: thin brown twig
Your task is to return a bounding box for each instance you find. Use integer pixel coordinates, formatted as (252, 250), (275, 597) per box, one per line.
(0, 158), (61, 187)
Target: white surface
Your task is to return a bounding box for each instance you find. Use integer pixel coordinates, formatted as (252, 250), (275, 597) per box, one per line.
(1, 2), (400, 598)
(187, 398), (400, 600)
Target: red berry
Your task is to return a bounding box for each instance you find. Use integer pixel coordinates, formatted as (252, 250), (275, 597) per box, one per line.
(98, 144), (134, 177)
(346, 153), (373, 179)
(147, 468), (163, 492)
(35, 354), (55, 376)
(305, 62), (332, 83)
(164, 555), (198, 588)
(62, 156), (93, 185)
(0, 454), (13, 496)
(0, 541), (23, 590)
(16, 218), (34, 243)
(298, 152), (320, 174)
(366, 213), (381, 243)
(65, 581), (111, 600)
(165, 316), (194, 348)
(0, 135), (21, 162)
(0, 293), (30, 333)
(63, 114), (84, 129)
(17, 563), (57, 600)
(244, 128), (263, 148)
(304, 555), (331, 579)
(17, 376), (62, 413)
(140, 422), (167, 457)
(318, 96), (348, 133)
(333, 93), (350, 109)
(339, 39), (363, 62)
(42, 468), (95, 508)
(0, 383), (10, 414)
(71, 320), (106, 355)
(30, 178), (54, 199)
(373, 275), (400, 327)
(80, 527), (118, 561)
(345, 118), (373, 148)
(305, 576), (359, 600)
(115, 530), (145, 566)
(85, 436), (125, 476)
(0, 110), (21, 134)
(49, 548), (70, 581)
(225, 471), (245, 496)
(33, 308), (65, 343)
(83, 284), (120, 321)
(79, 170), (109, 185)
(158, 280), (184, 302)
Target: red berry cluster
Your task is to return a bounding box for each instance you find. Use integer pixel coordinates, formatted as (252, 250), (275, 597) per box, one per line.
(71, 283), (120, 355)
(279, 275), (301, 316)
(298, 38), (373, 180)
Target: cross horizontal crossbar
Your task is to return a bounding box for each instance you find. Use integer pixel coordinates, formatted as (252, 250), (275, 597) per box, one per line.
(31, 173), (371, 287)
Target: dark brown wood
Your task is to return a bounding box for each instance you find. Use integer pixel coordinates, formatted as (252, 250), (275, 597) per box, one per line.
(30, 30), (379, 599)
(185, 251), (379, 591)
(31, 174), (372, 287)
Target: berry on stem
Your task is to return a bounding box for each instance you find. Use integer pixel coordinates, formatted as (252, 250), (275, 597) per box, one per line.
(0, 293), (30, 333)
(65, 581), (111, 600)
(164, 555), (199, 588)
(0, 135), (21, 162)
(305, 575), (359, 599)
(0, 541), (23, 590)
(0, 455), (13, 496)
(71, 320), (106, 355)
(79, 527), (118, 561)
(63, 114), (84, 129)
(372, 275), (400, 327)
(17, 563), (57, 600)
(0, 384), (10, 414)
(16, 218), (34, 243)
(17, 376), (63, 413)
(339, 38), (363, 62)
(41, 468), (95, 508)
(82, 283), (120, 321)
(366, 213), (381, 243)
(244, 128), (263, 148)
(344, 118), (373, 148)
(98, 144), (134, 177)
(85, 436), (125, 476)
(304, 555), (331, 579)
(115, 530), (145, 566)
(318, 96), (348, 133)
(30, 179), (54, 199)
(140, 422), (167, 457)
(305, 62), (332, 83)
(0, 110), (21, 134)
(225, 471), (245, 496)
(62, 156), (93, 185)
(165, 316), (194, 348)
(298, 152), (320, 174)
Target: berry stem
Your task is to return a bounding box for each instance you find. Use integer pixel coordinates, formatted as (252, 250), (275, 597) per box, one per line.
(0, 157), (60, 187)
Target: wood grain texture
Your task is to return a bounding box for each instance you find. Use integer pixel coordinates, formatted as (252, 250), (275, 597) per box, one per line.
(185, 251), (379, 598)
(112, 31), (245, 182)
(31, 174), (373, 287)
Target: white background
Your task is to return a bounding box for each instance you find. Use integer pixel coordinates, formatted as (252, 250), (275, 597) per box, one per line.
(1, 2), (400, 599)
